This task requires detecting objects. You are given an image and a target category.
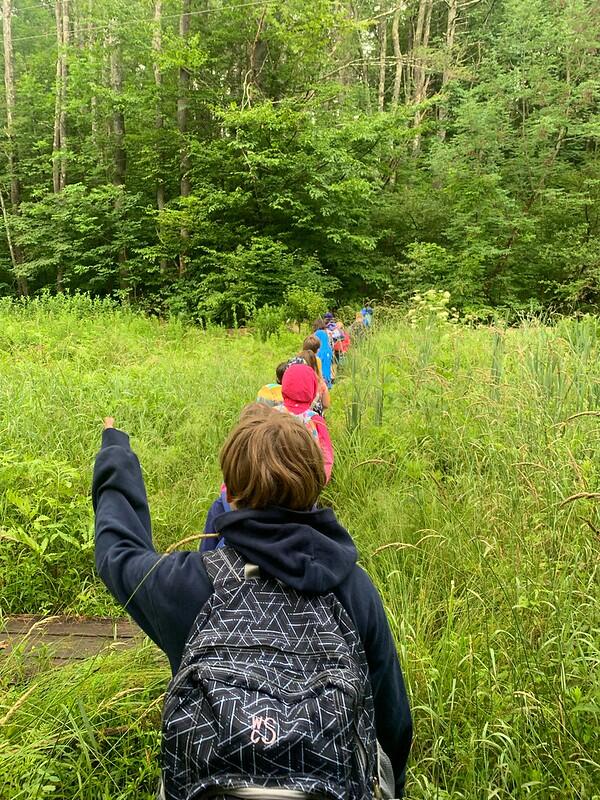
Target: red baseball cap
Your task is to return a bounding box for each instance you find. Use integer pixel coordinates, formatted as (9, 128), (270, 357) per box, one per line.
(281, 363), (318, 414)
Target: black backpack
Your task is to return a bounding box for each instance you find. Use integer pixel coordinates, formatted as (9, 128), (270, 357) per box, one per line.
(161, 546), (379, 800)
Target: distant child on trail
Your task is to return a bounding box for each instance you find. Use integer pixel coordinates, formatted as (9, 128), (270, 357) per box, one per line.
(302, 334), (324, 378)
(361, 305), (374, 328)
(296, 349), (330, 415)
(93, 411), (412, 799)
(324, 312), (345, 370)
(325, 312), (345, 345)
(312, 318), (334, 388)
(281, 362), (334, 482)
(332, 323), (351, 365)
(350, 311), (366, 340)
(256, 361), (288, 407)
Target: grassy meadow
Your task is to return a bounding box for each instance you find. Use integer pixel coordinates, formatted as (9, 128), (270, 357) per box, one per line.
(0, 296), (599, 799)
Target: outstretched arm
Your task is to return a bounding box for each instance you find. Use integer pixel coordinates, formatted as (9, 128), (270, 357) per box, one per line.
(92, 421), (212, 672)
(92, 422), (164, 643)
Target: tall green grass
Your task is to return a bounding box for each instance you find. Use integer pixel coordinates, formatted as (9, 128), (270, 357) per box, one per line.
(0, 298), (598, 798)
(0, 295), (298, 614)
(332, 319), (599, 798)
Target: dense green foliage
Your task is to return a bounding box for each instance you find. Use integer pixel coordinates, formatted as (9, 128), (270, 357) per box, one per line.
(1, 1), (599, 319)
(1, 298), (598, 798)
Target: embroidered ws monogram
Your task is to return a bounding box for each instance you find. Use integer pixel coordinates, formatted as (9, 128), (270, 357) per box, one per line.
(250, 715), (278, 745)
(161, 547), (378, 800)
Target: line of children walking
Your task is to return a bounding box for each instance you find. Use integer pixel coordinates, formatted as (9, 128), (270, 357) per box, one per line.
(93, 305), (412, 800)
(253, 314), (356, 482)
(204, 318), (343, 544)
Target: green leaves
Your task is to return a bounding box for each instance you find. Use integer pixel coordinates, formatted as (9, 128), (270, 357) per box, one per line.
(284, 287), (328, 327)
(0, 453), (93, 602)
(251, 303), (286, 342)
(12, 184), (145, 290)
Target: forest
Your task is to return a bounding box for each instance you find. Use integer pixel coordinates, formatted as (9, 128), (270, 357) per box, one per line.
(1, 0), (599, 323)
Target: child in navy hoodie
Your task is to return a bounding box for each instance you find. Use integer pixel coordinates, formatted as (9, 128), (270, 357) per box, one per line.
(93, 407), (412, 797)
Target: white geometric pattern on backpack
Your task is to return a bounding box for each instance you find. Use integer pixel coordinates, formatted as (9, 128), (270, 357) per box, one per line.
(161, 547), (377, 800)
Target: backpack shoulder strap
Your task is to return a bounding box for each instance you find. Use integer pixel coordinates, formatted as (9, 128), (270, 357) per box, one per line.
(202, 546), (246, 587)
(202, 546), (262, 588)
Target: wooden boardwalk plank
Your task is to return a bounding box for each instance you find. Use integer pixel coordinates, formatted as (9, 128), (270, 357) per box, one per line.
(0, 615), (143, 664)
(3, 615), (139, 638)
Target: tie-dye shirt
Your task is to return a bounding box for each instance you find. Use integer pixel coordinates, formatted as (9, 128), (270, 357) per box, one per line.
(256, 383), (283, 407)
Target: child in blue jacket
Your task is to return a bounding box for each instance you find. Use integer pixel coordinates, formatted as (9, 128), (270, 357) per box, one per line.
(312, 318), (334, 387)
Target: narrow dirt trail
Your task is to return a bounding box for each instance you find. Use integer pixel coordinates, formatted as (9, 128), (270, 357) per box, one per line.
(0, 615), (142, 665)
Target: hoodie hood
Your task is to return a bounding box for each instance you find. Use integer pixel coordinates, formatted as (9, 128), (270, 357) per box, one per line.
(214, 506), (357, 592)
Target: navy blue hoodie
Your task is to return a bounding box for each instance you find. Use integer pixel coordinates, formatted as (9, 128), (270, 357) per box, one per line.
(92, 428), (412, 796)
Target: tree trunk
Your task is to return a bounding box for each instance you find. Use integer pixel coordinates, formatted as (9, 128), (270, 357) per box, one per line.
(60, 0), (69, 191)
(153, 0), (168, 272)
(109, 19), (127, 288)
(388, 3), (407, 187)
(404, 11), (413, 105)
(438, 0), (458, 140)
(243, 7), (268, 108)
(3, 0), (18, 209)
(411, 0), (427, 95)
(178, 0), (191, 276)
(391, 4), (405, 111)
(412, 0), (433, 105)
(109, 21), (126, 188)
(53, 0), (68, 290)
(52, 0), (63, 196)
(377, 16), (387, 112)
(412, 0), (433, 152)
(88, 0), (98, 151)
(443, 0), (459, 88)
(153, 0), (165, 213)
(2, 0), (27, 295)
(354, 5), (371, 114)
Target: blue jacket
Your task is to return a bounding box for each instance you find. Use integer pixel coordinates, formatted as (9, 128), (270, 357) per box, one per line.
(92, 428), (412, 796)
(201, 491), (229, 552)
(314, 329), (333, 386)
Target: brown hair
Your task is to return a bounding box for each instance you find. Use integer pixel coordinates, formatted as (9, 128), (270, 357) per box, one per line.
(303, 334), (320, 353)
(220, 403), (325, 510)
(297, 349), (318, 374)
(275, 361), (288, 384)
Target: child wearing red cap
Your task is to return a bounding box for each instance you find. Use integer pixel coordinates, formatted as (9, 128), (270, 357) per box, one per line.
(281, 363), (334, 482)
(295, 350), (330, 415)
